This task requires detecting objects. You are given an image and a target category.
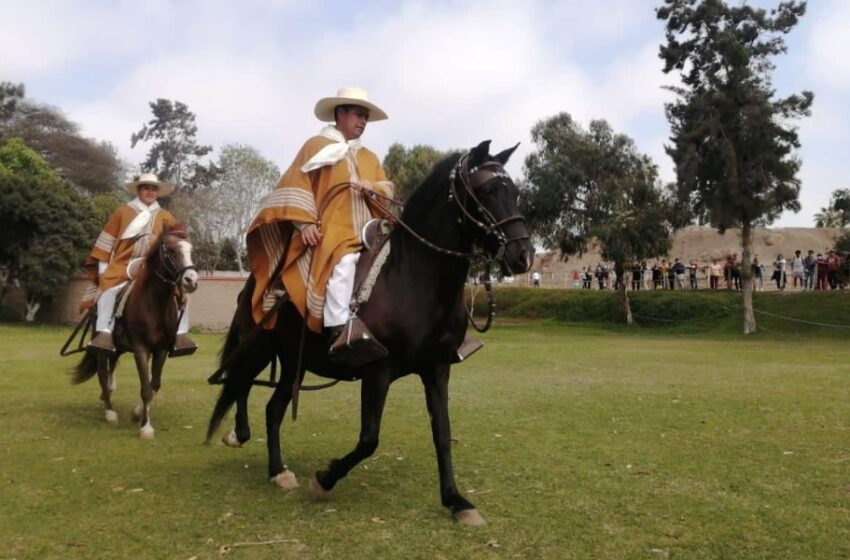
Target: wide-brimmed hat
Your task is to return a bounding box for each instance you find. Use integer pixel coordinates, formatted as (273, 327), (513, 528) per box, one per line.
(314, 87), (388, 123)
(125, 173), (174, 197)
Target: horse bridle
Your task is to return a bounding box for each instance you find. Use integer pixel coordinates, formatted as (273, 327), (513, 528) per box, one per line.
(152, 235), (197, 295)
(363, 153), (529, 264)
(447, 154), (530, 261)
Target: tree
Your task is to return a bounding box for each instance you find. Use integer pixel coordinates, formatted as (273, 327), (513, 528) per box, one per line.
(383, 143), (455, 200)
(0, 138), (99, 320)
(0, 86), (126, 194)
(193, 144), (279, 273)
(0, 82), (25, 121)
(814, 188), (850, 228)
(522, 113), (675, 324)
(130, 99), (217, 193)
(658, 0), (813, 334)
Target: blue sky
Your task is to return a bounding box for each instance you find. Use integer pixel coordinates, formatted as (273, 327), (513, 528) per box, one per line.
(2, 0), (847, 227)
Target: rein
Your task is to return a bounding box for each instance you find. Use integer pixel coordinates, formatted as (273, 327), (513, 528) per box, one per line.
(350, 153), (528, 332)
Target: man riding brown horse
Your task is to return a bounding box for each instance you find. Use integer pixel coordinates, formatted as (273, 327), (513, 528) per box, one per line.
(81, 173), (197, 356)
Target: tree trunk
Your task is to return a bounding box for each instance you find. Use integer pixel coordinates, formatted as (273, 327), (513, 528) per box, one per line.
(741, 224), (757, 334)
(616, 262), (633, 326)
(24, 295), (41, 322)
(236, 240), (246, 275)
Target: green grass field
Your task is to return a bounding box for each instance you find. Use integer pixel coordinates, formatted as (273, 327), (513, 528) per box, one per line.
(1, 320), (848, 559)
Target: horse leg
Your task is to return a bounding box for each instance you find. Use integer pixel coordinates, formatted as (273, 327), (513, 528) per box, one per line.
(224, 350), (274, 448)
(310, 368), (391, 500)
(422, 363), (485, 526)
(132, 350), (156, 440)
(265, 355), (299, 490)
(223, 391), (252, 448)
(97, 354), (118, 425)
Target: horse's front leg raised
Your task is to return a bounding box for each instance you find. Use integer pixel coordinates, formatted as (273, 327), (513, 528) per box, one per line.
(131, 349), (156, 440)
(422, 363), (485, 526)
(310, 367), (391, 500)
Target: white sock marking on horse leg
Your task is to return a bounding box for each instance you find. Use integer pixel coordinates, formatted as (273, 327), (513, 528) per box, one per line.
(139, 421), (155, 440)
(105, 410), (119, 425)
(222, 430), (243, 448)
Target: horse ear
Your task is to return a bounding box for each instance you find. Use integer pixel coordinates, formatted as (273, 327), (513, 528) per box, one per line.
(494, 142), (520, 165)
(469, 140), (492, 165)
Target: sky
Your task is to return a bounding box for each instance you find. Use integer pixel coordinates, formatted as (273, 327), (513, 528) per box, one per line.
(1, 0), (847, 227)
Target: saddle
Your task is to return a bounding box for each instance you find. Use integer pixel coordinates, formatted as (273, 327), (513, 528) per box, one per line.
(328, 219), (393, 367)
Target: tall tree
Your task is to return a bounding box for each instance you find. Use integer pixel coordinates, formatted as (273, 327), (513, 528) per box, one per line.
(130, 99), (217, 193)
(193, 144), (280, 273)
(0, 87), (125, 194)
(0, 82), (25, 121)
(0, 138), (99, 320)
(814, 188), (850, 228)
(658, 0), (813, 334)
(383, 143), (455, 200)
(522, 113), (676, 324)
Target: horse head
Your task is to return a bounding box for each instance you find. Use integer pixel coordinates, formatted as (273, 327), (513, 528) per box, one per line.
(455, 140), (534, 275)
(156, 223), (199, 294)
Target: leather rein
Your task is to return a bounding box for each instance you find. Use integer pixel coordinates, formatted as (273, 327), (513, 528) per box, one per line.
(349, 154), (530, 332)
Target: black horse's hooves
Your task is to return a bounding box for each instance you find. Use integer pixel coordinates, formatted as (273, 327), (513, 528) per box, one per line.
(454, 509), (487, 526)
(309, 475), (330, 501)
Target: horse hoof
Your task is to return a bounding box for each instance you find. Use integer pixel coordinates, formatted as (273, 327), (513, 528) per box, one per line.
(309, 476), (330, 501)
(454, 509), (487, 526)
(104, 410), (119, 425)
(221, 430), (243, 448)
(271, 470), (299, 490)
(139, 425), (155, 440)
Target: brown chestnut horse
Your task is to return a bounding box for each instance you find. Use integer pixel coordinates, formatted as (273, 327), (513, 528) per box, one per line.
(206, 141), (533, 525)
(72, 224), (198, 439)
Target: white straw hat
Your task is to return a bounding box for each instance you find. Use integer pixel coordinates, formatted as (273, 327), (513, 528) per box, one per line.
(314, 87), (388, 122)
(125, 173), (174, 197)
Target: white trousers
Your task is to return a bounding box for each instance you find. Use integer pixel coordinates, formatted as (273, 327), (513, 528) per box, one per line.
(95, 281), (189, 335)
(323, 252), (360, 327)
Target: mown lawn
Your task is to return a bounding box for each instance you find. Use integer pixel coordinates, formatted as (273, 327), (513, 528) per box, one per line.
(1, 321), (848, 559)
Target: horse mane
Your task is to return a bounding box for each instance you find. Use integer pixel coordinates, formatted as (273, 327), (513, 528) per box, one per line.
(401, 152), (463, 222)
(139, 222), (190, 276)
(163, 222), (189, 239)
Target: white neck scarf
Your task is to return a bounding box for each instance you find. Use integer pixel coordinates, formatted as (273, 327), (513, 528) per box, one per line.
(300, 125), (362, 173)
(121, 197), (161, 240)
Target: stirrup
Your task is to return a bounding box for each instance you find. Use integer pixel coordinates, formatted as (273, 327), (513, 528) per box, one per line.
(88, 331), (116, 355)
(328, 317), (388, 367)
(169, 334), (198, 358)
(453, 336), (484, 363)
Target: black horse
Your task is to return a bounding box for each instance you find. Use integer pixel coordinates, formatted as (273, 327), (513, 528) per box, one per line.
(72, 224), (198, 439)
(206, 141), (533, 525)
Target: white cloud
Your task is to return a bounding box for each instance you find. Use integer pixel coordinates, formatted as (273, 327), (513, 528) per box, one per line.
(2, 0), (844, 229)
(806, 0), (850, 91)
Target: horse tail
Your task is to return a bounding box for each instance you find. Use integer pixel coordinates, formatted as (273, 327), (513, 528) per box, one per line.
(70, 350), (98, 385)
(204, 317), (243, 443)
(205, 276), (269, 443)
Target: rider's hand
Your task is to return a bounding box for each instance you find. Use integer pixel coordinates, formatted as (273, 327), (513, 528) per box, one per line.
(351, 180), (374, 193)
(301, 224), (322, 246)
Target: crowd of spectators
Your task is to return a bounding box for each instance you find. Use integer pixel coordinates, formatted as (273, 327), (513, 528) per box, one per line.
(552, 249), (849, 291)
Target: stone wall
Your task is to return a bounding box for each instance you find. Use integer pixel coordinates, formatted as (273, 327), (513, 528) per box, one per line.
(5, 274), (247, 332)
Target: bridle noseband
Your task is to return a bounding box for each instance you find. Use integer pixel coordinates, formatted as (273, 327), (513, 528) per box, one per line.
(152, 236), (197, 294)
(448, 154), (530, 261)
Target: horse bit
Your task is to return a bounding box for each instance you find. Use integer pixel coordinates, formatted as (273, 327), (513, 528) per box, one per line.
(365, 153), (530, 332)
